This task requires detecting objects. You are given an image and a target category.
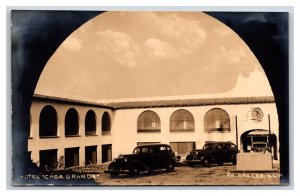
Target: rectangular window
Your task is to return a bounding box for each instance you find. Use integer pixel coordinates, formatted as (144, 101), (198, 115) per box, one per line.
(39, 149), (58, 170)
(65, 147), (79, 168)
(141, 147), (149, 153)
(170, 142), (195, 158)
(85, 146), (97, 165)
(170, 120), (194, 132)
(102, 144), (112, 163)
(137, 120), (161, 132)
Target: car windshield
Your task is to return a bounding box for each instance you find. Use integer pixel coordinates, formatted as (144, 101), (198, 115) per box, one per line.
(133, 145), (169, 154)
(253, 143), (267, 148)
(203, 144), (216, 150)
(133, 148), (141, 154)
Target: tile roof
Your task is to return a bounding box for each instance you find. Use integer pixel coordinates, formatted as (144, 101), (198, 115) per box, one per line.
(33, 93), (114, 109)
(108, 96), (275, 109)
(33, 93), (275, 110)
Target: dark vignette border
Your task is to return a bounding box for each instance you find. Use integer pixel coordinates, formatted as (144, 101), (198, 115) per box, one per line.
(10, 10), (289, 186)
(206, 12), (289, 185)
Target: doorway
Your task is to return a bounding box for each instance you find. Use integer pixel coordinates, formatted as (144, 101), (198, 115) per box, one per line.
(102, 144), (112, 163)
(65, 147), (79, 167)
(85, 146), (97, 165)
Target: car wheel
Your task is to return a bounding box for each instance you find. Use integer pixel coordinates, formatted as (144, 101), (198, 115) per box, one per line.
(202, 157), (210, 167)
(148, 169), (155, 175)
(109, 172), (119, 177)
(129, 167), (140, 176)
(188, 162), (194, 167)
(108, 165), (119, 177)
(166, 161), (175, 172)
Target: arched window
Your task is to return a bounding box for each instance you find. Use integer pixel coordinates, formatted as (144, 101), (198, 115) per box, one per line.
(85, 110), (97, 135)
(204, 108), (230, 132)
(65, 108), (79, 136)
(137, 110), (161, 133)
(170, 109), (195, 132)
(102, 112), (111, 134)
(39, 105), (58, 137)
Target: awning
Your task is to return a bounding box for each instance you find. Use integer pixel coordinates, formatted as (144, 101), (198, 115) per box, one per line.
(248, 130), (273, 136)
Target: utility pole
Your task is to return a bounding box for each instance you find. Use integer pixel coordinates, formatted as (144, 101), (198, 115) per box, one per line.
(235, 116), (238, 149)
(268, 114), (273, 168)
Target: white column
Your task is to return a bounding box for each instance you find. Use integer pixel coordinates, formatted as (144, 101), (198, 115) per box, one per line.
(57, 107), (66, 138)
(30, 106), (41, 139)
(79, 146), (85, 166)
(31, 150), (39, 166)
(57, 147), (64, 168)
(97, 145), (102, 164)
(196, 109), (204, 149)
(78, 109), (86, 136)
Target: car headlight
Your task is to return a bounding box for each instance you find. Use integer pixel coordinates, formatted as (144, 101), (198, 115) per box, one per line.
(118, 155), (128, 162)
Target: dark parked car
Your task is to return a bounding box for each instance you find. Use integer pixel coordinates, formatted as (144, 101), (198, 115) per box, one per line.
(107, 144), (179, 177)
(251, 141), (270, 153)
(185, 142), (238, 167)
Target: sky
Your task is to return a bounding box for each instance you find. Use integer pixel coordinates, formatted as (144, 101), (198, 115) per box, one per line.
(35, 11), (274, 101)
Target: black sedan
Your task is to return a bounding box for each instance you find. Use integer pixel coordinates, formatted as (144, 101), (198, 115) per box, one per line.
(185, 142), (238, 167)
(107, 144), (179, 177)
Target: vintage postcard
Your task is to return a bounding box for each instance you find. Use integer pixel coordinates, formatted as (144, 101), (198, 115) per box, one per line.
(11, 10), (289, 186)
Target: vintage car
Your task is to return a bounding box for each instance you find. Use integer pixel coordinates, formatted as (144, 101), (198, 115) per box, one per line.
(251, 142), (270, 153)
(107, 144), (179, 177)
(185, 142), (238, 167)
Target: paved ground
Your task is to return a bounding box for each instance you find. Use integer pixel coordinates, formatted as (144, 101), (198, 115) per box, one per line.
(93, 162), (281, 186)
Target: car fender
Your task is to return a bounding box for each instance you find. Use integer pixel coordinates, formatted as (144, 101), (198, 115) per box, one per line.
(230, 154), (237, 164)
(108, 161), (118, 168)
(128, 159), (150, 172)
(200, 154), (214, 162)
(108, 161), (120, 172)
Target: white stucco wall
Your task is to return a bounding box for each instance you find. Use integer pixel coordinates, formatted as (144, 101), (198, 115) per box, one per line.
(28, 100), (279, 166)
(111, 103), (278, 158)
(28, 101), (114, 166)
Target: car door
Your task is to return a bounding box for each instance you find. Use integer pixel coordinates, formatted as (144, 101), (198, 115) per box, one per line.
(223, 143), (232, 162)
(150, 146), (166, 169)
(213, 144), (225, 163)
(139, 147), (151, 167)
(228, 143), (238, 160)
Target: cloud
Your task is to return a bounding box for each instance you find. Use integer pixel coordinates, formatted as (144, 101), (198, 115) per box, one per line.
(207, 44), (255, 79)
(87, 13), (209, 68)
(96, 30), (139, 67)
(144, 38), (177, 58)
(131, 12), (207, 54)
(62, 36), (82, 51)
(37, 11), (269, 100)
(96, 30), (180, 67)
(229, 66), (273, 97)
(213, 45), (247, 65)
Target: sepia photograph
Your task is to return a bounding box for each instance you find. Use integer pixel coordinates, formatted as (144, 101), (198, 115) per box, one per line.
(10, 10), (289, 186)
